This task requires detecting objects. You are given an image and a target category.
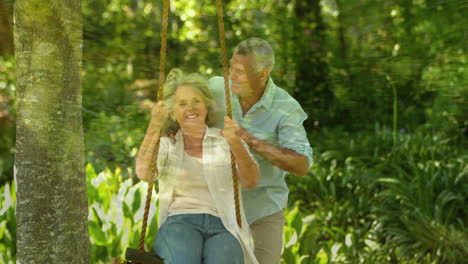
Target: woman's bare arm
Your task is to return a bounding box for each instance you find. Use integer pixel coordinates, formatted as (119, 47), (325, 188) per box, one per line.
(136, 101), (168, 182)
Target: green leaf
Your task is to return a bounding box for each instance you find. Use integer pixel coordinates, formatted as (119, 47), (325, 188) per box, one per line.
(286, 207), (303, 235)
(316, 248), (328, 264)
(377, 177), (401, 184)
(89, 221), (108, 246)
(91, 206), (103, 226)
(131, 188), (141, 214)
(0, 221), (7, 238)
(123, 202), (134, 225)
(145, 213), (159, 250)
(281, 246), (296, 264)
(86, 163), (97, 180)
(298, 255), (310, 264)
(283, 226), (297, 248)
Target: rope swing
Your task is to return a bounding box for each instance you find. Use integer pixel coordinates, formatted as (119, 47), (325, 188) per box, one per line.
(215, 0), (242, 228)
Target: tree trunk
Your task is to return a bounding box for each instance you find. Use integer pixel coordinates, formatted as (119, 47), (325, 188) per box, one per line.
(335, 0), (351, 77)
(294, 0), (333, 129)
(14, 0), (89, 263)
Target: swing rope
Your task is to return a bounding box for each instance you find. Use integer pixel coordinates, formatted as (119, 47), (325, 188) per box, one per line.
(215, 0), (242, 228)
(137, 0), (241, 254)
(138, 0), (169, 254)
(157, 0), (170, 100)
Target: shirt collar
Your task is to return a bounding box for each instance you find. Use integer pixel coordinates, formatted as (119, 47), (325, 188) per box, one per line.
(230, 77), (276, 112)
(174, 126), (221, 142)
(258, 77), (276, 110)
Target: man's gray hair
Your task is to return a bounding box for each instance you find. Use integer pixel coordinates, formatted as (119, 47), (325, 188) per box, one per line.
(234, 37), (275, 73)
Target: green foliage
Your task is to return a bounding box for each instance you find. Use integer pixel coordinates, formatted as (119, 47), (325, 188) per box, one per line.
(81, 50), (149, 176)
(0, 182), (16, 264)
(281, 207), (313, 264)
(84, 109), (146, 176)
(286, 125), (393, 263)
(0, 56), (15, 185)
(86, 164), (159, 264)
(286, 124), (467, 263)
(0, 165), (160, 264)
(1, 123), (466, 263)
(376, 127), (468, 263)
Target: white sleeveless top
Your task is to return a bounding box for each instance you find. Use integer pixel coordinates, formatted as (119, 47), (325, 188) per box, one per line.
(168, 151), (219, 217)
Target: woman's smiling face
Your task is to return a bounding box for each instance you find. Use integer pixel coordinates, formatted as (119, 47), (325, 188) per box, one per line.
(171, 85), (208, 129)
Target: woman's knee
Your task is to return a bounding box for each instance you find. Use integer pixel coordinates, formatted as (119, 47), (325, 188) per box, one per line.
(154, 221), (204, 264)
(204, 232), (243, 264)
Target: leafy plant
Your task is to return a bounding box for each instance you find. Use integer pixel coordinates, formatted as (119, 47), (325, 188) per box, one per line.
(86, 164), (159, 264)
(84, 110), (147, 177)
(0, 182), (16, 264)
(286, 123), (466, 263)
(376, 129), (468, 263)
(0, 56), (16, 185)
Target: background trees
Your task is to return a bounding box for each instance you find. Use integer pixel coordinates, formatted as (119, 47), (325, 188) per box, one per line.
(0, 0), (466, 263)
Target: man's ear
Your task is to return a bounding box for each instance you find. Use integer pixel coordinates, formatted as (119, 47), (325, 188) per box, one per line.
(259, 69), (270, 82)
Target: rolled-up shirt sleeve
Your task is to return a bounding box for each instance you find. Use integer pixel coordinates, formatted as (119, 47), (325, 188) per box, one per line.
(156, 137), (170, 178)
(278, 107), (313, 167)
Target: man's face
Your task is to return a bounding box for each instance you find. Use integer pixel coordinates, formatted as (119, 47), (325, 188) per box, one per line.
(228, 54), (256, 97)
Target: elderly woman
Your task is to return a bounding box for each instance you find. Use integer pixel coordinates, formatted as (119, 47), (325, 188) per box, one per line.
(136, 69), (259, 264)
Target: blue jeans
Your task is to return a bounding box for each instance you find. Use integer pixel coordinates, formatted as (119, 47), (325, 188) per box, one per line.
(154, 214), (244, 264)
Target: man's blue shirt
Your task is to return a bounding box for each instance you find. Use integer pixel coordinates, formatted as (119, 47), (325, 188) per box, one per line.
(208, 76), (313, 224)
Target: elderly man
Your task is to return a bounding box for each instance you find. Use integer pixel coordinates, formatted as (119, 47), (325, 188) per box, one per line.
(209, 37), (313, 264)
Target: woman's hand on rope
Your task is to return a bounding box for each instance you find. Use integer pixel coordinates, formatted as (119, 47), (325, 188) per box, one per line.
(136, 101), (167, 182)
(221, 116), (242, 145)
(150, 101), (169, 128)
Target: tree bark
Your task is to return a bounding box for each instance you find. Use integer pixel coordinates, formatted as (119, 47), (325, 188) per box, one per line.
(335, 0), (350, 76)
(294, 0), (333, 129)
(14, 0), (89, 263)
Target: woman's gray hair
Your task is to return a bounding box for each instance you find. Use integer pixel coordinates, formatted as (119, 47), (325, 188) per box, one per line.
(234, 37), (275, 73)
(161, 68), (216, 134)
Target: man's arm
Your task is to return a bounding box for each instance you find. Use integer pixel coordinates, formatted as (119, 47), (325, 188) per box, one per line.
(229, 138), (260, 188)
(240, 129), (309, 176)
(223, 116), (259, 188)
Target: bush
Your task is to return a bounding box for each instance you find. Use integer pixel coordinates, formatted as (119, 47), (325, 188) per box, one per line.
(0, 56), (16, 185)
(0, 182), (16, 264)
(85, 110), (147, 176)
(286, 124), (467, 263)
(86, 164), (159, 263)
(376, 126), (468, 263)
(82, 59), (149, 177)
